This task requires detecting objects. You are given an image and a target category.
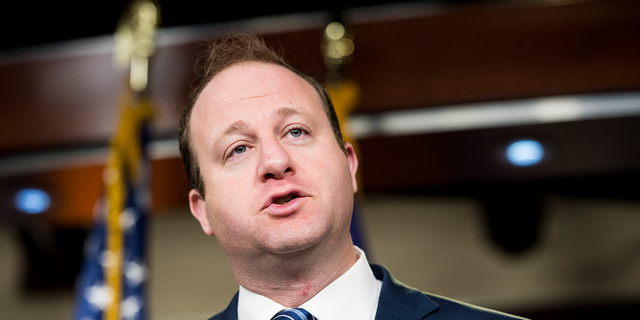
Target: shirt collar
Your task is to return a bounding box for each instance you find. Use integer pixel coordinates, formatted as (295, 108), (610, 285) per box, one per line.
(237, 246), (382, 320)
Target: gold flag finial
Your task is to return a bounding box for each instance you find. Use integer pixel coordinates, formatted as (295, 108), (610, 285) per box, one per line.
(323, 21), (355, 86)
(322, 20), (358, 142)
(114, 0), (160, 92)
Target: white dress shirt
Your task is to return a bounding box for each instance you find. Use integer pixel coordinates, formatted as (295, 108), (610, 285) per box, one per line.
(237, 246), (383, 320)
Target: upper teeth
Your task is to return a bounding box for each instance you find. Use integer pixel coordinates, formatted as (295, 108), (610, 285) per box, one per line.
(275, 194), (295, 205)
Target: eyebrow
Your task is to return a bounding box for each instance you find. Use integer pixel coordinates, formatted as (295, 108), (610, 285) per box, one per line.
(276, 107), (301, 119)
(222, 120), (249, 136)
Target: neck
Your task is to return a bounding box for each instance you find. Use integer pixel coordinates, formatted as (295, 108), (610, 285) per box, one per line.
(232, 239), (358, 307)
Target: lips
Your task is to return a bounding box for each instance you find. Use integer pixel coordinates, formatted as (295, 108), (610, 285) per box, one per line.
(274, 194), (297, 205)
(264, 189), (305, 214)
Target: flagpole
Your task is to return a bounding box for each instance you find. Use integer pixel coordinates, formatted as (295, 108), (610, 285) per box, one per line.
(72, 1), (158, 320)
(106, 3), (158, 319)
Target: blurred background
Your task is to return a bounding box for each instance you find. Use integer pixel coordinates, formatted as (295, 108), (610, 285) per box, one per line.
(1, 0), (640, 319)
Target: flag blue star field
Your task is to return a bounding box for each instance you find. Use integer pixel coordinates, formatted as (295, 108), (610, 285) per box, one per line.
(72, 86), (154, 320)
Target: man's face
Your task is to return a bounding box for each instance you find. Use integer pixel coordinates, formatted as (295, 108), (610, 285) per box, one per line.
(188, 62), (358, 258)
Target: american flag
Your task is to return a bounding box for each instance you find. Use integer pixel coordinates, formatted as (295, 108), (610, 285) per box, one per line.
(72, 87), (153, 320)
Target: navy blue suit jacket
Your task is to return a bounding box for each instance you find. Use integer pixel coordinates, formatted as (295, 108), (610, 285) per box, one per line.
(209, 264), (526, 320)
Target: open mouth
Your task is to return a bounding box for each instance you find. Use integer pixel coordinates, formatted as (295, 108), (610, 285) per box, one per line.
(274, 194), (297, 205)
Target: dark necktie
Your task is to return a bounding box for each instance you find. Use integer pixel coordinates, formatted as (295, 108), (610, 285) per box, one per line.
(271, 308), (317, 320)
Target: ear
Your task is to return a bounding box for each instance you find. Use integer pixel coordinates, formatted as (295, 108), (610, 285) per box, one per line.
(344, 142), (359, 193)
(189, 189), (214, 236)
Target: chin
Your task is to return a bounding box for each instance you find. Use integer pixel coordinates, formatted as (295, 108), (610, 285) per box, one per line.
(263, 234), (323, 256)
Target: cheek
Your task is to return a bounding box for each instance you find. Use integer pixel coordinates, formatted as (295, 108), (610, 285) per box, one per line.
(206, 204), (245, 243)
(318, 154), (353, 189)
(205, 186), (257, 235)
(203, 169), (254, 208)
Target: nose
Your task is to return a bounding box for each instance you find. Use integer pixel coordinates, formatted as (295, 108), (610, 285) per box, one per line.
(258, 138), (294, 181)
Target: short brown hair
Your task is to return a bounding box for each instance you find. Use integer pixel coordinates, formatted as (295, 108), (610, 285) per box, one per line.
(178, 32), (344, 197)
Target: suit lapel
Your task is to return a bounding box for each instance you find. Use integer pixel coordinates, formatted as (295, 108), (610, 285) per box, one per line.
(371, 264), (439, 320)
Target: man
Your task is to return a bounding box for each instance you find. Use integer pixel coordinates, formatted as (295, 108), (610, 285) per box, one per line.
(178, 33), (525, 320)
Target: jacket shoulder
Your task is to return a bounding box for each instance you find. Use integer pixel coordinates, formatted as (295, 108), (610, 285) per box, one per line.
(371, 264), (527, 320)
(424, 293), (527, 320)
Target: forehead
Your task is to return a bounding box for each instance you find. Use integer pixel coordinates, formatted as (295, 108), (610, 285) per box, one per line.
(193, 61), (322, 120)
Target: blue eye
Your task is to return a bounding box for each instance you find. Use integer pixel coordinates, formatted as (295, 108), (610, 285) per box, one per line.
(233, 145), (247, 154)
(289, 129), (303, 137)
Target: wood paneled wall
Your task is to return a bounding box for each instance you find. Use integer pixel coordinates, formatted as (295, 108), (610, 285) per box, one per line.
(1, 0), (638, 226)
